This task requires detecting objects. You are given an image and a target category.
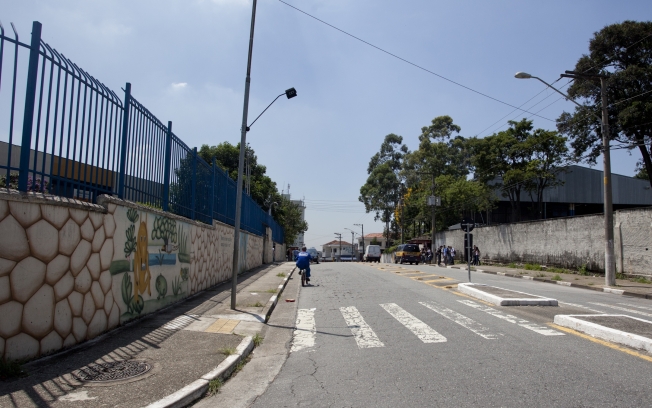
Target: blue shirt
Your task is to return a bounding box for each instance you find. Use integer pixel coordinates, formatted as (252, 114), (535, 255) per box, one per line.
(296, 251), (311, 269)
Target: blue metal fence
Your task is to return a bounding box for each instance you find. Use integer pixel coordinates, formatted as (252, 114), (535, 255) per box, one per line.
(0, 21), (284, 243)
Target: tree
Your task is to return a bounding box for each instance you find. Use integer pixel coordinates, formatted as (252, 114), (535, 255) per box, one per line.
(471, 119), (534, 222)
(522, 129), (572, 219)
(198, 142), (278, 209)
(635, 159), (649, 180)
(274, 195), (308, 246)
(556, 21), (652, 187)
(359, 134), (409, 245)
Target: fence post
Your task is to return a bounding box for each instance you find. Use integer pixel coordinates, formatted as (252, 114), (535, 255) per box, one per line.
(162, 121), (172, 211)
(191, 147), (197, 220)
(117, 83), (132, 199)
(18, 21), (43, 192)
(211, 158), (216, 223)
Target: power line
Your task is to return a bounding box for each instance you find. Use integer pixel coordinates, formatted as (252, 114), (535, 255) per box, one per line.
(277, 0), (555, 122)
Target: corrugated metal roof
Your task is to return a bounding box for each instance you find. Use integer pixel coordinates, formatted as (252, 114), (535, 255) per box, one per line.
(493, 165), (652, 205)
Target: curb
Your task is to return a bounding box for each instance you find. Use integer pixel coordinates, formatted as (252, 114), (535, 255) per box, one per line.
(554, 314), (652, 353)
(262, 266), (296, 323)
(458, 283), (558, 306)
(450, 266), (652, 300)
(145, 335), (254, 408)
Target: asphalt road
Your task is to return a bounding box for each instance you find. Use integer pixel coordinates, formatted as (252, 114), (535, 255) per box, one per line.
(250, 261), (652, 408)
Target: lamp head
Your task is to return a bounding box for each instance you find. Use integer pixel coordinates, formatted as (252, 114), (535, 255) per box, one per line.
(285, 87), (297, 99)
(514, 72), (532, 79)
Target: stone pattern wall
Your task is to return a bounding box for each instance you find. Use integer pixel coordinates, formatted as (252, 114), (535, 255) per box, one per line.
(0, 198), (117, 362)
(189, 223), (234, 294)
(0, 195), (281, 362)
(435, 207), (652, 275)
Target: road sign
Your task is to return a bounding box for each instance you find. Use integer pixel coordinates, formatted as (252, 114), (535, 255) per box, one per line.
(427, 196), (441, 206)
(460, 219), (475, 232)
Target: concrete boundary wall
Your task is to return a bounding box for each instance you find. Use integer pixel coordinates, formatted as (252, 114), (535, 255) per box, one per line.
(0, 192), (284, 362)
(434, 207), (652, 276)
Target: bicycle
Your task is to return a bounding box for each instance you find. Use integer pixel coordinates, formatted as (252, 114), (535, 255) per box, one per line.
(299, 268), (310, 286)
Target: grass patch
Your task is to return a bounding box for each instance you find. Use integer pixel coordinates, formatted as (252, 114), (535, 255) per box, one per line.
(508, 263), (517, 268)
(548, 267), (567, 274)
(232, 356), (251, 375)
(575, 277), (579, 280)
(634, 276), (652, 284)
(265, 289), (278, 294)
(524, 263), (542, 271)
(219, 347), (236, 356)
(535, 272), (547, 277)
(253, 333), (264, 347)
(248, 301), (264, 308)
(588, 282), (594, 286)
(276, 272), (286, 278)
(207, 378), (223, 396)
(551, 274), (562, 281)
(578, 263), (590, 276)
(0, 359), (27, 380)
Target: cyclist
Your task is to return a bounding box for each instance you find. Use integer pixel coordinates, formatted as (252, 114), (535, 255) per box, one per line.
(296, 246), (312, 286)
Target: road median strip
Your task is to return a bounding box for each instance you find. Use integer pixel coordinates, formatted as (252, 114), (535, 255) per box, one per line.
(554, 314), (652, 355)
(449, 266), (652, 300)
(458, 283), (558, 306)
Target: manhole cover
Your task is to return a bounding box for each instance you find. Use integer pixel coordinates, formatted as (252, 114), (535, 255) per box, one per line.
(73, 360), (152, 382)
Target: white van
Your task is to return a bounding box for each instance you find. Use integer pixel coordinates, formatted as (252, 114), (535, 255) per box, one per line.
(364, 245), (381, 263)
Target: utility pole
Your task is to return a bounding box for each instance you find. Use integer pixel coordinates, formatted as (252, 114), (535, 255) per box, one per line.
(559, 71), (615, 286)
(516, 70), (615, 286)
(334, 233), (342, 262)
(232, 0), (258, 310)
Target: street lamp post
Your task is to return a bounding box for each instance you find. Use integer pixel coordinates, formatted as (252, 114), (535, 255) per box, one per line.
(398, 199), (404, 244)
(231, 0), (298, 309)
(515, 71), (615, 286)
(354, 223), (364, 260)
(344, 227), (359, 261)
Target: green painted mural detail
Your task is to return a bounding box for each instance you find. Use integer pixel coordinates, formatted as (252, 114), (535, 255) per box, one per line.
(124, 208), (139, 262)
(121, 272), (144, 315)
(180, 267), (189, 281)
(172, 276), (182, 296)
(152, 216), (177, 252)
(155, 274), (168, 300)
(177, 225), (189, 264)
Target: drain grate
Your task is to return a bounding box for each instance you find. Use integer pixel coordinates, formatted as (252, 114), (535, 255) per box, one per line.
(73, 360), (152, 382)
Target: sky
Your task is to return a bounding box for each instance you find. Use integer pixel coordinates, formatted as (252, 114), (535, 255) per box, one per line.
(2, 0), (651, 250)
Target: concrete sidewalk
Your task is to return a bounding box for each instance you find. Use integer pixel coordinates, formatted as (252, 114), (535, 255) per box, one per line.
(0, 262), (296, 408)
(439, 262), (652, 299)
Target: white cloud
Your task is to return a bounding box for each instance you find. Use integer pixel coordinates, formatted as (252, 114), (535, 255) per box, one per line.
(171, 82), (188, 90)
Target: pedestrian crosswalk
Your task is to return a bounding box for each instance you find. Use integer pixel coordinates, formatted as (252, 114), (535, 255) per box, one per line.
(291, 298), (568, 352)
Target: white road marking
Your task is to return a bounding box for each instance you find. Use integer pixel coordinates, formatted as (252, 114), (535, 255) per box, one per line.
(458, 300), (564, 336)
(162, 314), (199, 330)
(618, 303), (652, 312)
(559, 301), (606, 314)
(380, 303), (446, 343)
(419, 301), (499, 339)
(291, 308), (317, 353)
(340, 306), (385, 348)
(589, 302), (652, 319)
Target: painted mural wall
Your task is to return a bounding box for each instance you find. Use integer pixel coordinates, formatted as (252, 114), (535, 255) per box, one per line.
(0, 193), (276, 362)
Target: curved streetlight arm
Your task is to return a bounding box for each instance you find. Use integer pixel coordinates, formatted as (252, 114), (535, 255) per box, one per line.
(246, 93), (283, 131)
(246, 87), (297, 131)
(515, 72), (601, 122)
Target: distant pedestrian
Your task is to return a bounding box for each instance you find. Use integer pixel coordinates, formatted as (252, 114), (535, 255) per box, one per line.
(450, 246), (456, 265)
(436, 246), (442, 265)
(473, 246), (480, 266)
(443, 246), (449, 266)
